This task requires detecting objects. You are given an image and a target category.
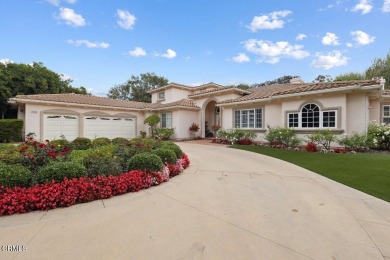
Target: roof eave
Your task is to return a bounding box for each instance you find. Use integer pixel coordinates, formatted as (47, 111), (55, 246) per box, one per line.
(189, 88), (251, 98)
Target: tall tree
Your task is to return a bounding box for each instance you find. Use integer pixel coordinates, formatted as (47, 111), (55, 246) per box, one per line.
(334, 72), (365, 81)
(365, 53), (390, 89)
(108, 73), (168, 103)
(252, 75), (299, 87)
(235, 84), (250, 90)
(0, 62), (88, 119)
(313, 75), (333, 83)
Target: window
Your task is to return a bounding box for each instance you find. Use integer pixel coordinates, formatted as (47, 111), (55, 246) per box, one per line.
(161, 113), (172, 128)
(158, 92), (165, 100)
(288, 113), (299, 128)
(234, 108), (262, 129)
(287, 103), (337, 128)
(384, 105), (390, 124)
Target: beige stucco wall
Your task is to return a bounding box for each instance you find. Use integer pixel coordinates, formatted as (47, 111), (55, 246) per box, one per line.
(152, 88), (192, 104)
(369, 99), (381, 124)
(172, 110), (199, 139)
(23, 103), (146, 141)
(346, 93), (369, 134)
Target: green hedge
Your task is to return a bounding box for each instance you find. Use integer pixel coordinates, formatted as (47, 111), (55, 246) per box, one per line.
(0, 119), (23, 143)
(0, 162), (32, 188)
(152, 148), (177, 164)
(35, 161), (86, 184)
(127, 152), (163, 173)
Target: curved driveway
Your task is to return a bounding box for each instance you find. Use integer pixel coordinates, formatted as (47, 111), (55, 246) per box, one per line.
(1, 143), (390, 259)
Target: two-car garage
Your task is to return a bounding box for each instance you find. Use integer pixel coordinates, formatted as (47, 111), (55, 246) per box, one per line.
(43, 114), (136, 141)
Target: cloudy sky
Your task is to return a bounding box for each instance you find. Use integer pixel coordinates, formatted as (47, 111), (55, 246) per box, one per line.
(0, 0), (389, 95)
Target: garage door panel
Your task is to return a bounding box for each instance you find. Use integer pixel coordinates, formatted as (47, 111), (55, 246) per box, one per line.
(44, 114), (79, 141)
(84, 116), (135, 139)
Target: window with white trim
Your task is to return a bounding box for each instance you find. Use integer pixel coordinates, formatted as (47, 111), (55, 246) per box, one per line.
(384, 105), (390, 124)
(234, 108), (262, 129)
(287, 103), (337, 128)
(158, 92), (165, 100)
(161, 113), (172, 128)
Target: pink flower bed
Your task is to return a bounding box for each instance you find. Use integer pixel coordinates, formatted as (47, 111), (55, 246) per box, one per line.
(0, 154), (190, 216)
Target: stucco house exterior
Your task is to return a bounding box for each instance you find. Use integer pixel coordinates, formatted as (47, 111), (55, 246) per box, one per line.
(9, 78), (389, 142)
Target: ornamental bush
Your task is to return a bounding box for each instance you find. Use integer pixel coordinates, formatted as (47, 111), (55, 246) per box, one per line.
(155, 128), (174, 140)
(264, 126), (301, 147)
(0, 162), (32, 188)
(0, 145), (21, 164)
(49, 138), (71, 152)
(152, 148), (177, 164)
(127, 152), (163, 173)
(92, 137), (112, 147)
(112, 137), (131, 146)
(338, 132), (368, 151)
(35, 161), (86, 184)
(307, 130), (337, 151)
(217, 128), (257, 145)
(83, 148), (122, 177)
(0, 119), (23, 143)
(305, 142), (318, 152)
(159, 142), (182, 158)
(367, 123), (390, 150)
(71, 137), (92, 150)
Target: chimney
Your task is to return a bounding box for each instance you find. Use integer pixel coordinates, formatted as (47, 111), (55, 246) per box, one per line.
(290, 77), (304, 84)
(373, 77), (386, 90)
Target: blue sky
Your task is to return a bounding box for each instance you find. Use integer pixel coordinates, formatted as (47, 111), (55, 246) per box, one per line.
(0, 0), (389, 96)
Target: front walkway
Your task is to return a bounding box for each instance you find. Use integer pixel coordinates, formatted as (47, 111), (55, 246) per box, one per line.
(1, 143), (390, 259)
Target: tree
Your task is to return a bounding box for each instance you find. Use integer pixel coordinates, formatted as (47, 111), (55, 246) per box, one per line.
(365, 53), (390, 89)
(0, 62), (88, 119)
(108, 73), (168, 103)
(144, 114), (160, 138)
(313, 75), (333, 83)
(252, 75), (299, 87)
(235, 84), (250, 90)
(334, 72), (365, 81)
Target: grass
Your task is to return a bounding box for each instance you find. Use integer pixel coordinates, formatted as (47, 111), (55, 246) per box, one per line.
(231, 145), (390, 202)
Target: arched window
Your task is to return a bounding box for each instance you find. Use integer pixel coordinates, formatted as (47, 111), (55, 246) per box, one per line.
(301, 104), (320, 128)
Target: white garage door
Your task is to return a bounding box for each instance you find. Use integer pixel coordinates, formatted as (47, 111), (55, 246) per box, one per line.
(84, 116), (135, 139)
(44, 114), (79, 141)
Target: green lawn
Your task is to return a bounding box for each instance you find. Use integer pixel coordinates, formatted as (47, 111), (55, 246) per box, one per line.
(231, 145), (390, 202)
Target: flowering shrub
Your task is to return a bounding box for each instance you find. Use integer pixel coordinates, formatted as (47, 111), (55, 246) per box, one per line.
(212, 125), (221, 132)
(307, 130), (337, 151)
(333, 148), (347, 154)
(217, 128), (257, 145)
(305, 142), (318, 152)
(154, 128), (174, 140)
(211, 138), (231, 145)
(367, 123), (390, 150)
(237, 138), (252, 145)
(0, 154), (190, 216)
(71, 137), (92, 150)
(338, 132), (368, 151)
(189, 123), (200, 132)
(264, 126), (301, 147)
(112, 137), (131, 146)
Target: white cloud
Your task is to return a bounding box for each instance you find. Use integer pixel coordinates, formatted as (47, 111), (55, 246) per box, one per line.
(60, 73), (73, 81)
(0, 58), (13, 64)
(322, 32), (340, 46)
(243, 39), (309, 64)
(117, 9), (136, 30)
(247, 10), (292, 31)
(383, 0), (390, 12)
(296, 33), (307, 41)
(58, 7), (86, 27)
(232, 53), (250, 63)
(351, 0), (373, 14)
(312, 51), (349, 70)
(158, 49), (177, 59)
(351, 30), (375, 45)
(46, 0), (77, 6)
(128, 47), (146, 57)
(346, 42), (354, 47)
(68, 39), (109, 48)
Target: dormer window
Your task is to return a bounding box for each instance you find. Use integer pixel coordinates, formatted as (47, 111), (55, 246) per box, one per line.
(158, 91), (165, 100)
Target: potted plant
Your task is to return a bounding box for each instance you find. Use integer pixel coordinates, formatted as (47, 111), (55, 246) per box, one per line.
(212, 124), (221, 136)
(189, 123), (200, 139)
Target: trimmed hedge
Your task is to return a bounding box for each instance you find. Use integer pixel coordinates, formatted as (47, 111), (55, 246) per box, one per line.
(71, 137), (92, 150)
(153, 148), (177, 164)
(35, 161), (86, 184)
(0, 162), (32, 188)
(92, 137), (112, 147)
(127, 152), (163, 173)
(0, 119), (23, 143)
(160, 142), (183, 158)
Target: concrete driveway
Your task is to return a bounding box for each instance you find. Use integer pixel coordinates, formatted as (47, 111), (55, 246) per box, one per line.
(1, 143), (390, 260)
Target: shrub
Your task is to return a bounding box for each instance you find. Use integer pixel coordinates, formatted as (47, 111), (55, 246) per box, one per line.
(144, 114), (160, 138)
(264, 126), (301, 147)
(130, 137), (159, 150)
(153, 148), (177, 164)
(155, 128), (174, 140)
(0, 145), (21, 164)
(189, 123), (200, 132)
(49, 138), (71, 152)
(367, 123), (390, 150)
(112, 137), (131, 146)
(127, 152), (163, 173)
(92, 137), (112, 147)
(0, 162), (32, 188)
(338, 132), (368, 151)
(140, 131), (147, 138)
(71, 137), (92, 150)
(0, 119), (23, 143)
(160, 142), (182, 158)
(237, 138), (252, 145)
(217, 129), (257, 145)
(83, 148), (121, 177)
(305, 142), (318, 152)
(307, 130), (337, 151)
(35, 161), (86, 184)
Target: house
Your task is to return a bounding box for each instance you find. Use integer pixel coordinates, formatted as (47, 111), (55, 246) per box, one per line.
(9, 78), (389, 142)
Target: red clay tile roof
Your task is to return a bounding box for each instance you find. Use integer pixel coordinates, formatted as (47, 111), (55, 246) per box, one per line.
(13, 93), (148, 109)
(188, 86), (251, 97)
(148, 99), (200, 109)
(148, 82), (224, 93)
(219, 80), (382, 104)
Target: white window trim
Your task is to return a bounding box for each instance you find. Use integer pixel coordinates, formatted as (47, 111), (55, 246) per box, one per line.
(158, 91), (165, 100)
(287, 108), (337, 129)
(161, 112), (172, 128)
(234, 108), (263, 129)
(383, 105), (390, 124)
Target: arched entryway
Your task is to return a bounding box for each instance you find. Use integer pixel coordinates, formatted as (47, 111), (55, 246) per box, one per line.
(202, 99), (221, 138)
